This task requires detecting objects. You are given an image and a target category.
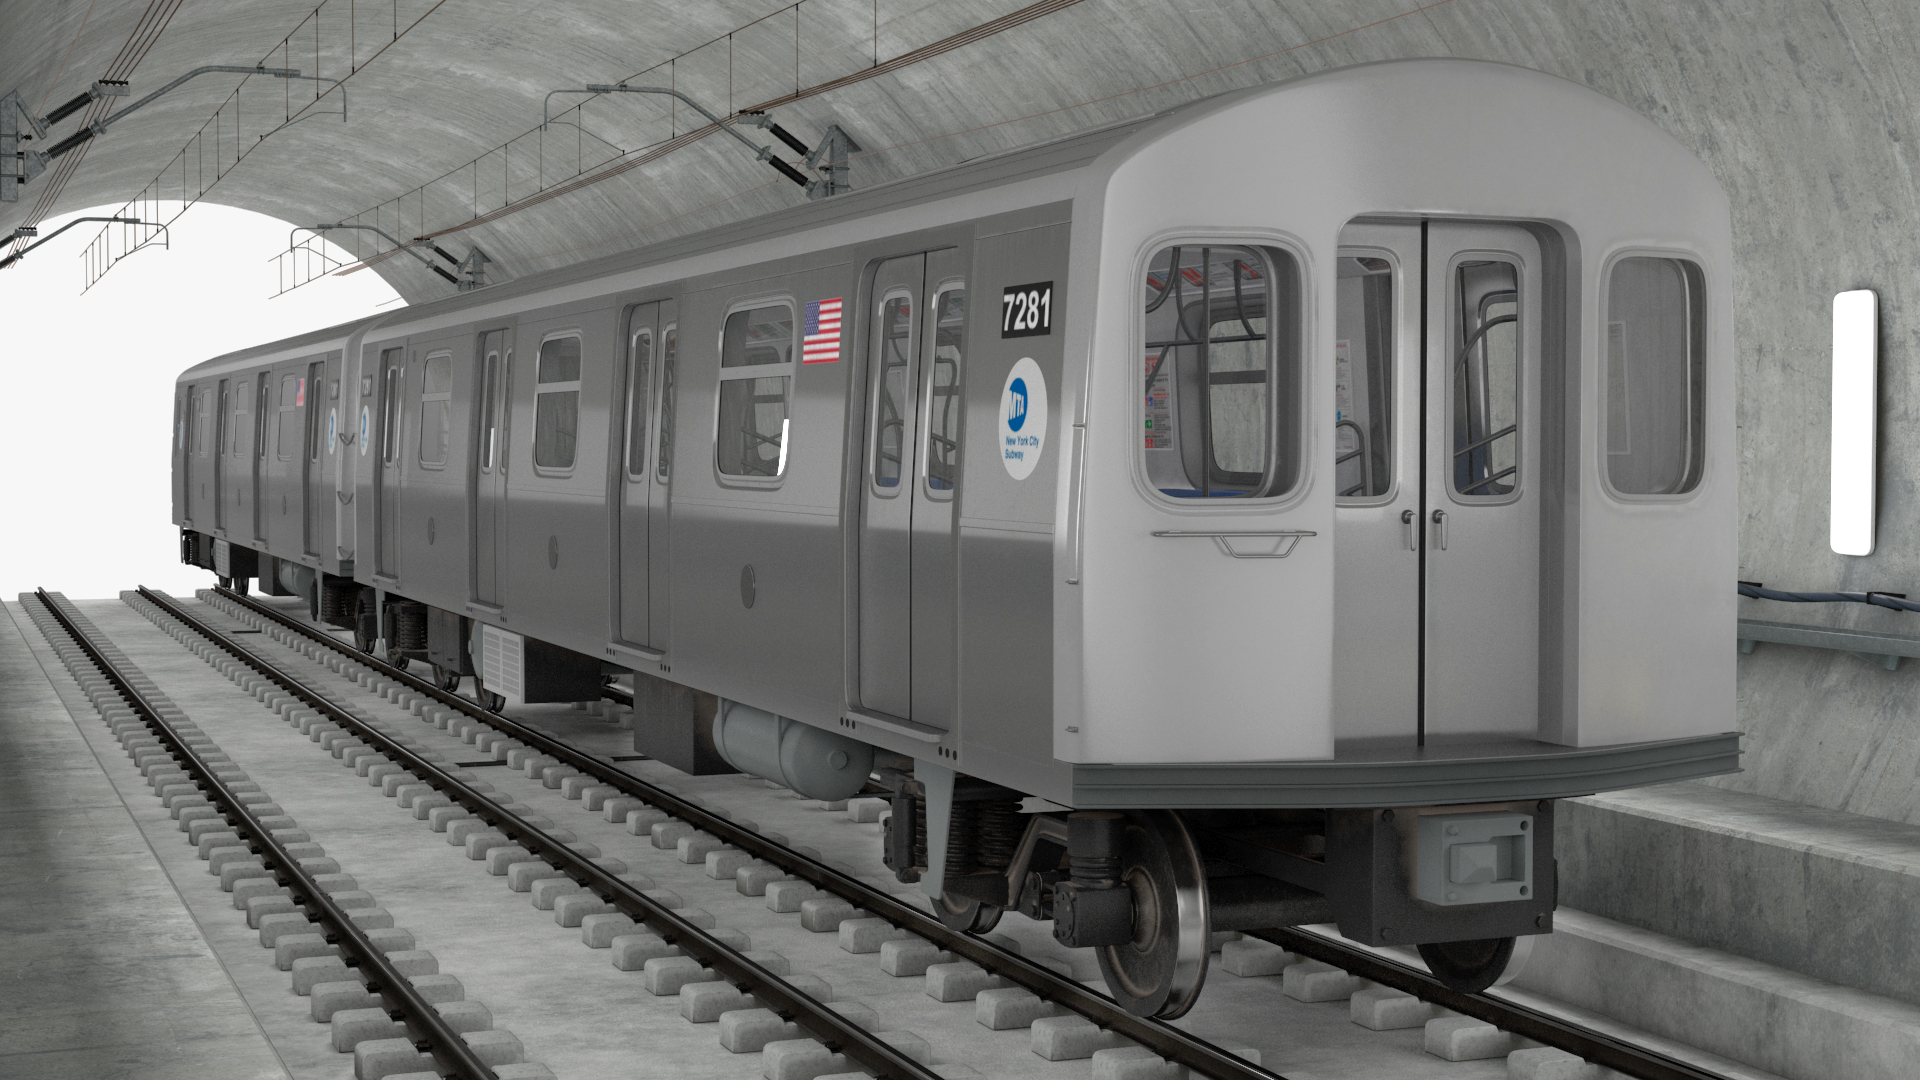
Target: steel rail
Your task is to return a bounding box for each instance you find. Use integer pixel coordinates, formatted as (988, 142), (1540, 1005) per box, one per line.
(207, 585), (1282, 1080)
(30, 590), (502, 1080)
(1257, 928), (1728, 1080)
(136, 588), (939, 1080)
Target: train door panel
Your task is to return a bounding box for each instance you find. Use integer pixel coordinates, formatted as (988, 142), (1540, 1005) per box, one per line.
(1330, 221), (1544, 743)
(253, 371), (271, 543)
(1331, 225), (1421, 739)
(648, 319), (677, 652)
(1424, 222), (1542, 738)
(911, 250), (967, 729)
(472, 328), (512, 607)
(855, 247), (969, 730)
(214, 378), (230, 531)
(174, 386), (189, 526)
(616, 300), (673, 649)
(271, 366), (300, 554)
(375, 346), (405, 576)
(302, 361), (326, 556)
(858, 254), (927, 722)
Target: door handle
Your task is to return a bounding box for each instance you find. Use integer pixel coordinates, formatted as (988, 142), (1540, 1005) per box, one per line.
(1401, 509), (1417, 551)
(1431, 509), (1448, 551)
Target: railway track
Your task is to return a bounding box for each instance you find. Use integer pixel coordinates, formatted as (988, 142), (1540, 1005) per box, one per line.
(199, 584), (1739, 1080)
(18, 583), (1741, 1080)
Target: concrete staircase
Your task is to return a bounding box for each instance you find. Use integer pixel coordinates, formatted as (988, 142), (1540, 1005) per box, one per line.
(1527, 781), (1920, 1080)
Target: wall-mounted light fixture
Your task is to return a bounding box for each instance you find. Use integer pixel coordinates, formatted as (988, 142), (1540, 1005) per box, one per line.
(1831, 289), (1878, 556)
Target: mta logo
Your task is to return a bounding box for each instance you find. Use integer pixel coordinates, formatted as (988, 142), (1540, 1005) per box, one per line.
(1007, 378), (1029, 432)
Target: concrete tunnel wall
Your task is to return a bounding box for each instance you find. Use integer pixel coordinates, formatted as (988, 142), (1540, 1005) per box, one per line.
(3, 1), (1918, 822)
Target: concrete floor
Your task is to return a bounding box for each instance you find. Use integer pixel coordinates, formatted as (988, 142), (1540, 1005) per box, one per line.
(7, 587), (1867, 1080)
(0, 599), (291, 1080)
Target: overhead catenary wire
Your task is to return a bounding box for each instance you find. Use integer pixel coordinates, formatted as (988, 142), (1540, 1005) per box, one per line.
(332, 0), (1465, 283)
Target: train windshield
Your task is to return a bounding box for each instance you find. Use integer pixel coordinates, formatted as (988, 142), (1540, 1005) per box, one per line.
(1141, 244), (1300, 499)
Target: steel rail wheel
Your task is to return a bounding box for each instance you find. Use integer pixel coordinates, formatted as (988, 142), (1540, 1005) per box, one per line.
(1096, 810), (1211, 1019)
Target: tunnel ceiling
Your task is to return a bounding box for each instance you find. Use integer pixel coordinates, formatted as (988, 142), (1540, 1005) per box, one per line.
(0, 0), (1903, 308)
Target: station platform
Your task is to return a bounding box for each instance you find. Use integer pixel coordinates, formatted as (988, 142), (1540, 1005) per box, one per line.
(0, 600), (290, 1080)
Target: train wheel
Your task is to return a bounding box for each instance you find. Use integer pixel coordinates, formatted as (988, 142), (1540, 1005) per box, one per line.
(351, 591), (376, 654)
(472, 675), (505, 713)
(385, 648), (411, 671)
(217, 576), (232, 590)
(433, 665), (462, 693)
(932, 892), (1003, 934)
(1416, 937), (1516, 994)
(1094, 810), (1210, 1019)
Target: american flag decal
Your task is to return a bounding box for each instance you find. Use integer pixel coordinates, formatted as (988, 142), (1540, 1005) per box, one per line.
(802, 297), (843, 363)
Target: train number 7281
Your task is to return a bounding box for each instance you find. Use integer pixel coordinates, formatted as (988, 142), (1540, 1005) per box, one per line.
(1001, 281), (1053, 338)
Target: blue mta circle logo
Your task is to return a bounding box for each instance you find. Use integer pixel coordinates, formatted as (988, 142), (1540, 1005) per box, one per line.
(1007, 378), (1029, 432)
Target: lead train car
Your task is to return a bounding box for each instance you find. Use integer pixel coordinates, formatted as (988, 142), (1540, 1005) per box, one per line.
(173, 59), (1740, 1013)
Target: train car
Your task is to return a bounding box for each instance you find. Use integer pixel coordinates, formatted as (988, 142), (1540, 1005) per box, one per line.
(172, 58), (1741, 1013)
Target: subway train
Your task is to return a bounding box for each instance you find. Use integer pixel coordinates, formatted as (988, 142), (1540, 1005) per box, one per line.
(172, 59), (1741, 1012)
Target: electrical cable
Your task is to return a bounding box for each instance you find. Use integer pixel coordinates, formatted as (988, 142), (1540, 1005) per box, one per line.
(1739, 582), (1920, 613)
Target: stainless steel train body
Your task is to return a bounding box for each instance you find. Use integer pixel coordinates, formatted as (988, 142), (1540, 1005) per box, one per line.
(173, 59), (1741, 1010)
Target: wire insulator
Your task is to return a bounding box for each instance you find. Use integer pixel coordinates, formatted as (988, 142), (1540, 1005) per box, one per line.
(767, 157), (810, 187)
(767, 123), (810, 156)
(43, 91), (95, 126)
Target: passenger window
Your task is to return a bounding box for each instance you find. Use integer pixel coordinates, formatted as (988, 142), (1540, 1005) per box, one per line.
(533, 336), (582, 471)
(627, 330), (652, 477)
(418, 353), (452, 466)
(1141, 245), (1300, 498)
(276, 375), (297, 460)
(1606, 257), (1705, 496)
(1334, 257), (1394, 499)
(869, 291), (914, 492)
(925, 287), (965, 495)
(656, 328), (677, 482)
(716, 304), (793, 478)
(1451, 261), (1520, 499)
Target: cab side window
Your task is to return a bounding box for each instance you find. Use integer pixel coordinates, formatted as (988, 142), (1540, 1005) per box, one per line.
(1605, 256), (1705, 496)
(1140, 245), (1302, 500)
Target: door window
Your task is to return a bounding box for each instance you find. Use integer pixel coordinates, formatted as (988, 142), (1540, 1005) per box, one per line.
(924, 286), (966, 496)
(869, 291), (914, 493)
(533, 335), (582, 471)
(627, 330), (652, 477)
(196, 389), (212, 455)
(1605, 256), (1705, 496)
(1334, 256), (1394, 500)
(255, 377), (271, 460)
(277, 375), (297, 459)
(380, 349), (404, 465)
(1451, 260), (1520, 500)
(479, 341), (501, 471)
(716, 304), (794, 478)
(1140, 244), (1301, 500)
(656, 328), (677, 482)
